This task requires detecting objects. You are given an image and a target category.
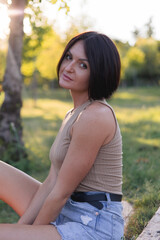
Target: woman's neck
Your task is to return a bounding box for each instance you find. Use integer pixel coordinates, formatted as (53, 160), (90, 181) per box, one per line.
(70, 91), (89, 109)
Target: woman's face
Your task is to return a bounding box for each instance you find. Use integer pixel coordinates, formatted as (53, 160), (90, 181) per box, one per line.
(59, 40), (90, 95)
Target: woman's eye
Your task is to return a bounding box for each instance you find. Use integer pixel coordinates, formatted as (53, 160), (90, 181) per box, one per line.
(65, 53), (72, 60)
(80, 62), (87, 69)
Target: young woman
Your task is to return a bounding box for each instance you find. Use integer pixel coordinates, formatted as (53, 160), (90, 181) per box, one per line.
(0, 31), (124, 240)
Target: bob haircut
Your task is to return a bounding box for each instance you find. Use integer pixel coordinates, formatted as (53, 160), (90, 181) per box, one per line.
(57, 31), (121, 100)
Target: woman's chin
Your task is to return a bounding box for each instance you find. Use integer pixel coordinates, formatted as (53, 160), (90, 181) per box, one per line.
(59, 83), (71, 90)
(59, 79), (71, 89)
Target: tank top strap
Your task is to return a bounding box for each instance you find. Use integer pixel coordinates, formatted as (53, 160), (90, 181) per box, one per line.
(69, 99), (92, 120)
(93, 99), (118, 124)
(62, 99), (93, 139)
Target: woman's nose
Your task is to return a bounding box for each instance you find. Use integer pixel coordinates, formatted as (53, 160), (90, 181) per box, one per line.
(65, 61), (75, 72)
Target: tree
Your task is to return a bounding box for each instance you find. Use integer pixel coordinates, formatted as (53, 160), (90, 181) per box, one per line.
(123, 47), (145, 85)
(145, 17), (154, 38)
(136, 38), (160, 83)
(0, 0), (27, 169)
(0, 0), (68, 169)
(61, 14), (93, 44)
(36, 30), (63, 81)
(132, 27), (140, 41)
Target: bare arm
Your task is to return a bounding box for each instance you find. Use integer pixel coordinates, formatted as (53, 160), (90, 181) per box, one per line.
(18, 163), (57, 225)
(33, 105), (115, 225)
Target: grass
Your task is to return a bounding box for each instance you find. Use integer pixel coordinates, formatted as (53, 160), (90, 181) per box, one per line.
(0, 86), (160, 238)
(22, 90), (73, 179)
(111, 87), (160, 199)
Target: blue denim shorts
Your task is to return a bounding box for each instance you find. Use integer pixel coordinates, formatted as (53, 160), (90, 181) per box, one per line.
(50, 192), (124, 240)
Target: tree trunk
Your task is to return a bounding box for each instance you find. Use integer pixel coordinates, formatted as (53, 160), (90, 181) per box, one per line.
(0, 0), (27, 165)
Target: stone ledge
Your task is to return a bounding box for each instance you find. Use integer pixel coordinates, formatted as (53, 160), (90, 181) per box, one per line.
(136, 206), (160, 239)
(122, 201), (134, 232)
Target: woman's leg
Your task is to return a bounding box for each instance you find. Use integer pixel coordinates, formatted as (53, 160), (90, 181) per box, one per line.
(0, 161), (62, 239)
(0, 160), (41, 216)
(0, 224), (61, 240)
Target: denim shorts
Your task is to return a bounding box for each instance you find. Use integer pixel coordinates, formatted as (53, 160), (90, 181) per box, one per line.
(50, 192), (124, 240)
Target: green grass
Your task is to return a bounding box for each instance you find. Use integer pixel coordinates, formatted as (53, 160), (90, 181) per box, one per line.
(22, 89), (73, 179)
(111, 87), (160, 199)
(110, 87), (160, 239)
(0, 86), (160, 237)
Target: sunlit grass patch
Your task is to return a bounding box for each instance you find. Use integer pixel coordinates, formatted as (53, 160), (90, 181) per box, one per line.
(137, 138), (160, 147)
(22, 99), (73, 119)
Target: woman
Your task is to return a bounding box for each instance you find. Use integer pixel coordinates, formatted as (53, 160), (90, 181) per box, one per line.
(0, 31), (124, 240)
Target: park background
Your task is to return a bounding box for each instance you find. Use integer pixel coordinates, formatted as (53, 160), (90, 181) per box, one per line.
(0, 0), (160, 239)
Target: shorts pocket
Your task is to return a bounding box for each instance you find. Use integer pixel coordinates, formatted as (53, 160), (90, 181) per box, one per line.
(112, 214), (124, 240)
(63, 198), (98, 230)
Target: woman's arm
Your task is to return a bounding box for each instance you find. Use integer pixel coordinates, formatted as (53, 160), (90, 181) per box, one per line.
(18, 163), (57, 225)
(33, 104), (115, 225)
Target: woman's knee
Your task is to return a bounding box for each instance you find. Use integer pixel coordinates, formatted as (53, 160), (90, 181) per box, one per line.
(0, 160), (13, 179)
(0, 160), (7, 179)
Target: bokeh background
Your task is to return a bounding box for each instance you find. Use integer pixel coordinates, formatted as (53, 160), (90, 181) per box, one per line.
(0, 0), (160, 239)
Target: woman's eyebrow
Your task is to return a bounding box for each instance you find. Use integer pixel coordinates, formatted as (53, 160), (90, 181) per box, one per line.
(68, 50), (88, 62)
(79, 58), (89, 62)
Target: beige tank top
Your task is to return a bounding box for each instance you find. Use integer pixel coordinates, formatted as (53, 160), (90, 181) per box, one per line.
(49, 99), (123, 195)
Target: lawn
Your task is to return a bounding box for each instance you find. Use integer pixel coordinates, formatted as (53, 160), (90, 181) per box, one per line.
(0, 86), (160, 238)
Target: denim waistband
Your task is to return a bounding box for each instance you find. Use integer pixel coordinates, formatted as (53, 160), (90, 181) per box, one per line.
(71, 192), (122, 210)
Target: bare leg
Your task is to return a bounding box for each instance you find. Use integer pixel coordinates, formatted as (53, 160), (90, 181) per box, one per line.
(0, 224), (61, 240)
(0, 162), (62, 239)
(0, 160), (41, 216)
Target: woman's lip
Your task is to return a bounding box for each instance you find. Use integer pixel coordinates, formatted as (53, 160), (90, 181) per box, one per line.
(62, 73), (73, 81)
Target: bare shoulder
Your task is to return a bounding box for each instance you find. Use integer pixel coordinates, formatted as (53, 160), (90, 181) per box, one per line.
(73, 101), (116, 144)
(77, 101), (115, 126)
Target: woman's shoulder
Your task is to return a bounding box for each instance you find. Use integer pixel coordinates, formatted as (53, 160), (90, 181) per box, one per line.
(71, 100), (116, 145)
(75, 100), (116, 130)
(83, 100), (114, 119)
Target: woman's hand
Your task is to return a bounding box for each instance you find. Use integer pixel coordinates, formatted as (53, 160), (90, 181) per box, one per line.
(17, 164), (57, 225)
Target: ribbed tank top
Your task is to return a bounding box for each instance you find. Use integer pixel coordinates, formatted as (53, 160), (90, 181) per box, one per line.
(49, 99), (123, 195)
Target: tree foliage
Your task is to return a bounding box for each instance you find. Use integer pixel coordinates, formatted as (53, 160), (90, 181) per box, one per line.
(120, 37), (160, 85)
(136, 38), (160, 81)
(123, 47), (145, 85)
(36, 31), (63, 80)
(22, 2), (53, 82)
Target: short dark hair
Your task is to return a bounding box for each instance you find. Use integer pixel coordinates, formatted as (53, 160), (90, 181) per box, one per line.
(57, 31), (121, 100)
